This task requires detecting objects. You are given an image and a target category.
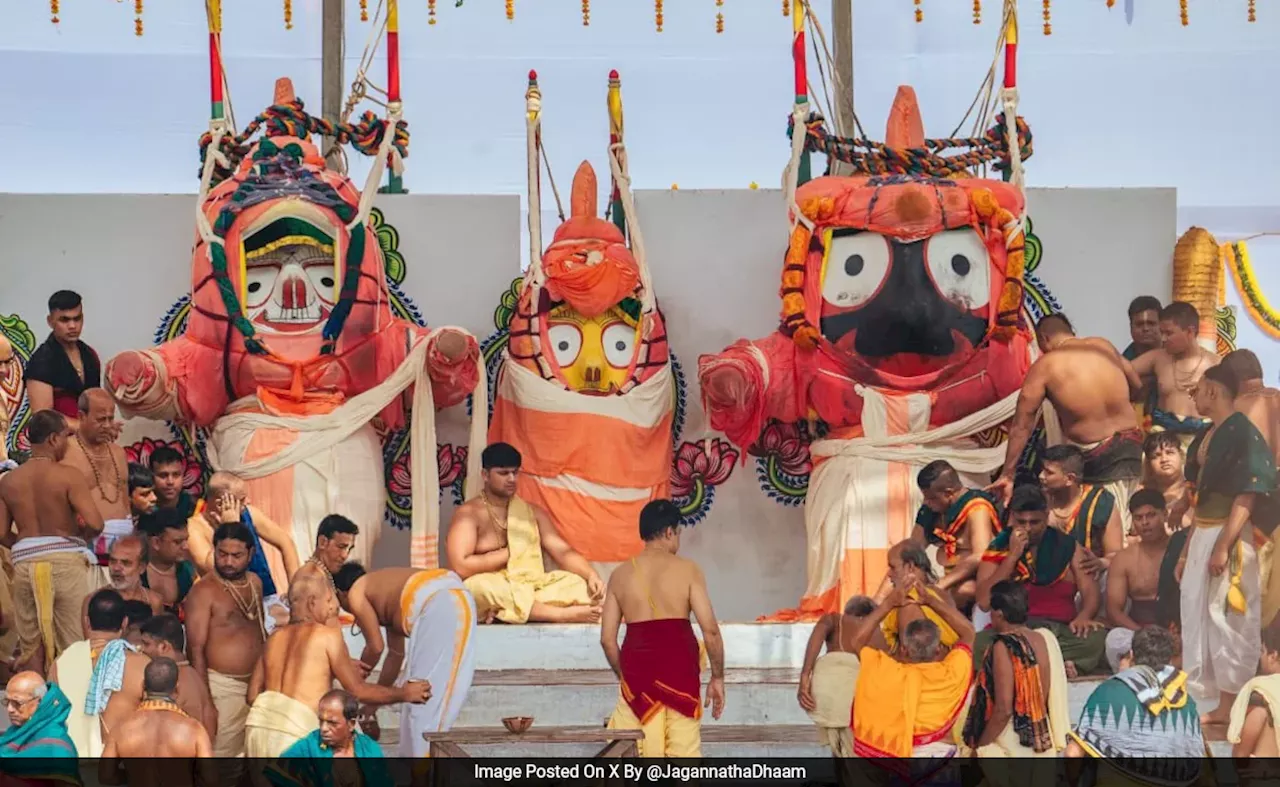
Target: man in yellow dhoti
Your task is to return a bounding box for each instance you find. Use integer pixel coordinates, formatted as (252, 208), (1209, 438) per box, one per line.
(797, 595), (874, 756)
(446, 443), (604, 624)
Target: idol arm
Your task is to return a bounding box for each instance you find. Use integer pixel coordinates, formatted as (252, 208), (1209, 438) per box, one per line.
(696, 331), (804, 456)
(420, 326), (481, 409)
(105, 336), (231, 426)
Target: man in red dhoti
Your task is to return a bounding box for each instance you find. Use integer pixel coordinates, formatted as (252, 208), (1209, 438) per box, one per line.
(600, 500), (724, 756)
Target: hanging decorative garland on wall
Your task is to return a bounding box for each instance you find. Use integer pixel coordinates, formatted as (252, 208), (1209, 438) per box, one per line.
(1225, 241), (1280, 340)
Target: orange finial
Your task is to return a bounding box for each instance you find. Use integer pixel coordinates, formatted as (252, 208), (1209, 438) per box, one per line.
(884, 85), (925, 149)
(569, 161), (599, 219)
(273, 78), (297, 105)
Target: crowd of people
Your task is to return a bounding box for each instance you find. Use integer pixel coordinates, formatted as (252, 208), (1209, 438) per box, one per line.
(798, 295), (1280, 769)
(0, 286), (1277, 772)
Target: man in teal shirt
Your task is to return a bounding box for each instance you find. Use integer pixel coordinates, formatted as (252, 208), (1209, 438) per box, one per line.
(268, 690), (389, 787)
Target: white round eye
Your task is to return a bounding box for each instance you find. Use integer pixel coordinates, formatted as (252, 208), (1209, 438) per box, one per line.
(305, 263), (338, 303)
(547, 324), (583, 367)
(925, 229), (990, 309)
(243, 265), (280, 308)
(821, 232), (892, 309)
(602, 322), (636, 369)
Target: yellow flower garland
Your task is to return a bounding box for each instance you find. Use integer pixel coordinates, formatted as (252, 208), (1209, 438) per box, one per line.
(1224, 240), (1280, 340)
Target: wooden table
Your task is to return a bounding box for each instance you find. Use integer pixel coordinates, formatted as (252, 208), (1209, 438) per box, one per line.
(423, 726), (644, 757)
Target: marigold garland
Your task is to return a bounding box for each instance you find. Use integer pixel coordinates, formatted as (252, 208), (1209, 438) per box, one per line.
(582, 0), (589, 25)
(284, 0), (292, 29)
(1106, 0), (1115, 7)
(915, 0), (923, 23)
(1180, 0), (1188, 25)
(360, 0), (368, 21)
(1249, 0), (1256, 21)
(782, 0), (790, 15)
(50, 0), (58, 25)
(656, 0), (664, 31)
(716, 0), (724, 33)
(1226, 241), (1280, 340)
(973, 0), (981, 24)
(428, 0), (437, 25)
(1042, 0), (1051, 34)
(506, 0), (514, 21)
(135, 0), (143, 35)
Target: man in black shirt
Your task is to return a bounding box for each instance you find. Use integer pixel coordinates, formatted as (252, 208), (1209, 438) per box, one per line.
(24, 291), (101, 425)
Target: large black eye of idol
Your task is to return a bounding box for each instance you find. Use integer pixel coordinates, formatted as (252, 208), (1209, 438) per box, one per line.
(950, 255), (970, 277)
(845, 255), (865, 277)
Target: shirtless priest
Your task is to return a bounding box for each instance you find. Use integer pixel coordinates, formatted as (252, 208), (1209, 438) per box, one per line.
(446, 442), (604, 624)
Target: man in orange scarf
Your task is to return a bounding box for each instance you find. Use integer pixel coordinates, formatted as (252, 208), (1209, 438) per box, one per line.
(850, 576), (974, 766)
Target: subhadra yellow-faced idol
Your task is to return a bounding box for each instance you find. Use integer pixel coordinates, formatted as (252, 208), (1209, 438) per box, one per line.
(489, 71), (673, 563)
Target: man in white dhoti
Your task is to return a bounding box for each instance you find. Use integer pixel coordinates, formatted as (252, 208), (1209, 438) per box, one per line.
(1177, 365), (1276, 723)
(334, 564), (477, 756)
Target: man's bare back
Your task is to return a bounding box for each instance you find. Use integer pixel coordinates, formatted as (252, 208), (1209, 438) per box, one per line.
(1035, 340), (1139, 444)
(255, 621), (367, 711)
(62, 437), (130, 522)
(107, 705), (211, 757)
(351, 566), (422, 635)
(101, 649), (149, 740)
(1238, 386), (1280, 465)
(609, 552), (702, 623)
(0, 458), (103, 542)
(995, 627), (1052, 700)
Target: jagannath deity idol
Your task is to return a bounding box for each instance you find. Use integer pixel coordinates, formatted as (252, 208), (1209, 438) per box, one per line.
(106, 73), (485, 582)
(699, 76), (1035, 618)
(488, 71), (673, 563)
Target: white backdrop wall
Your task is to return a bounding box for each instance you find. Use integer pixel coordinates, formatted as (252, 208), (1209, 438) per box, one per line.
(0, 187), (1190, 619)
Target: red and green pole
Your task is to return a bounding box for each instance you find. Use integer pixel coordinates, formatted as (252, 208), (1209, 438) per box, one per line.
(208, 0), (224, 121)
(1001, 8), (1017, 183)
(384, 0), (405, 193)
(793, 0), (811, 184)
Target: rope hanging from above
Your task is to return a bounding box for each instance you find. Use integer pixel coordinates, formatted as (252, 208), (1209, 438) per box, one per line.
(197, 97), (409, 187)
(787, 110), (1033, 180)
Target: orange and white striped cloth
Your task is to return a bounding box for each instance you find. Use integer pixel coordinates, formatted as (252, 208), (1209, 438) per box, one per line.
(397, 569), (476, 756)
(488, 356), (674, 563)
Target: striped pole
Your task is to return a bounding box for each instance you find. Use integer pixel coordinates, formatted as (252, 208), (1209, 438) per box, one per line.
(607, 69), (627, 240)
(792, 0), (811, 184)
(208, 0), (224, 121)
(387, 0), (401, 103)
(1001, 3), (1018, 184)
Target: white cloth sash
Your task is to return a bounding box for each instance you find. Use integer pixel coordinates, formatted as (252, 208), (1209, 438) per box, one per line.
(12, 536), (96, 564)
(802, 386), (1018, 599)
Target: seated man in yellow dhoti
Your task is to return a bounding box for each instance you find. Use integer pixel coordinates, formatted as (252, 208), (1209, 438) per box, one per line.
(446, 442), (604, 624)
(849, 577), (974, 762)
(797, 594), (875, 757)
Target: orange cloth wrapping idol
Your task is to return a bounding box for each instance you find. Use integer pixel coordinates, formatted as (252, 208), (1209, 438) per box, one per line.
(619, 619), (702, 723)
(851, 644), (973, 758)
(490, 161), (672, 562)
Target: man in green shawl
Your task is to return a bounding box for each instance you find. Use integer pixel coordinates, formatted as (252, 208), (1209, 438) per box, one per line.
(1067, 625), (1205, 780)
(975, 485), (1107, 676)
(1176, 364), (1278, 724)
(267, 690), (390, 787)
(0, 671), (80, 786)
(911, 460), (1001, 613)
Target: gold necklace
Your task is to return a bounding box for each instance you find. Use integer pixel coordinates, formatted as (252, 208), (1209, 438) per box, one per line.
(218, 575), (266, 640)
(149, 561), (176, 576)
(75, 435), (122, 504)
(481, 492), (508, 532)
(1172, 354), (1209, 393)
